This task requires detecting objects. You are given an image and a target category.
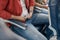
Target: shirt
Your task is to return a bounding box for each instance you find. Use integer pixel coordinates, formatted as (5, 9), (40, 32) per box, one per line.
(20, 0), (28, 17)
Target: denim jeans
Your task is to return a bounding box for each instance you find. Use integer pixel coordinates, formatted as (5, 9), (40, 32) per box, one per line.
(33, 6), (51, 39)
(31, 14), (49, 25)
(33, 7), (48, 14)
(10, 19), (47, 40)
(33, 6), (49, 28)
(49, 0), (60, 40)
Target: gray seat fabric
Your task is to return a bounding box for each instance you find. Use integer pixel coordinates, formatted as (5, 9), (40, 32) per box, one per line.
(0, 19), (26, 40)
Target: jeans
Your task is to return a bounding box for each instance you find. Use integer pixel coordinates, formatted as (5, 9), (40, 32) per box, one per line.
(33, 7), (48, 14)
(10, 19), (47, 40)
(33, 7), (51, 39)
(33, 7), (49, 29)
(49, 0), (60, 40)
(31, 14), (49, 25)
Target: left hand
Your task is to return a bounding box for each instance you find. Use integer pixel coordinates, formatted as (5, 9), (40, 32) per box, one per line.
(27, 14), (32, 19)
(27, 6), (34, 19)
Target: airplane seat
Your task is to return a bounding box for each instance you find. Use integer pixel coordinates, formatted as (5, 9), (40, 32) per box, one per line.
(0, 18), (26, 40)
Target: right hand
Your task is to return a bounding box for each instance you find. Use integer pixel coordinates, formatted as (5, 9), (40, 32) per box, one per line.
(11, 15), (26, 22)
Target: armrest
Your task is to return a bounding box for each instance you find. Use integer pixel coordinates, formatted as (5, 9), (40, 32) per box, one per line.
(0, 18), (26, 40)
(0, 18), (26, 30)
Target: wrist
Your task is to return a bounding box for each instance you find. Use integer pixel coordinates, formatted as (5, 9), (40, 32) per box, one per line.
(11, 15), (15, 19)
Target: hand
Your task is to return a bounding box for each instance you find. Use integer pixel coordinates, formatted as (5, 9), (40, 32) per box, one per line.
(11, 15), (26, 22)
(27, 14), (32, 19)
(27, 6), (34, 19)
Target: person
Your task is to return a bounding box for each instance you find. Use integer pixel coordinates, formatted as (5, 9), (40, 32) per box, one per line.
(0, 0), (47, 40)
(30, 0), (49, 38)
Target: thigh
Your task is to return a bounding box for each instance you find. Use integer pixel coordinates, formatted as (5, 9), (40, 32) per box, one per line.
(31, 14), (49, 25)
(40, 8), (48, 14)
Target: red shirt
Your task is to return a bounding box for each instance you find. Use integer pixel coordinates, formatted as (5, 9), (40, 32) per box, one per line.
(0, 0), (35, 19)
